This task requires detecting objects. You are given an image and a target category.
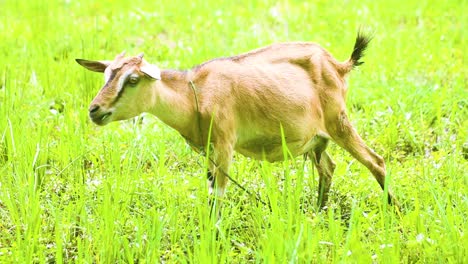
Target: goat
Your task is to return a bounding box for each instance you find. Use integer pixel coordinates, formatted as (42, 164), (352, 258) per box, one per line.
(76, 31), (397, 209)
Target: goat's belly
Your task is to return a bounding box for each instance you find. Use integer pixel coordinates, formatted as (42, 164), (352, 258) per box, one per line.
(235, 138), (314, 162)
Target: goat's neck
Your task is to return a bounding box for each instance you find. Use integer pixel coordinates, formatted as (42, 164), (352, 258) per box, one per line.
(147, 70), (199, 143)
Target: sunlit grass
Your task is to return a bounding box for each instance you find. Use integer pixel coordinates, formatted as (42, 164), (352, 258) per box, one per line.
(0, 0), (467, 262)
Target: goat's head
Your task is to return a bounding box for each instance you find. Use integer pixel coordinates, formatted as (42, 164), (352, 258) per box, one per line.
(76, 52), (161, 125)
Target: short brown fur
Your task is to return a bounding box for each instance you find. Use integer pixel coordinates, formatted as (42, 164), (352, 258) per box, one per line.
(76, 32), (398, 209)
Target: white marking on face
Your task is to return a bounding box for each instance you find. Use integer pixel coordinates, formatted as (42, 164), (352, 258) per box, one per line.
(104, 68), (112, 83)
(116, 68), (134, 93)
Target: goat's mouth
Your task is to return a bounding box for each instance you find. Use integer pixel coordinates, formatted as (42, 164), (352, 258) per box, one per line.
(90, 112), (113, 126)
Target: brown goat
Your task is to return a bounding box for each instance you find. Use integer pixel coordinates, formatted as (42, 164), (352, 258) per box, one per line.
(76, 32), (397, 209)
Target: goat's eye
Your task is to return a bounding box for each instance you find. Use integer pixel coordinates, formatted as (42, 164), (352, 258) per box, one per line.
(127, 75), (140, 86)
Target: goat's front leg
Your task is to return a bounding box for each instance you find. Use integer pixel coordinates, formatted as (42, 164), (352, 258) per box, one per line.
(207, 141), (233, 216)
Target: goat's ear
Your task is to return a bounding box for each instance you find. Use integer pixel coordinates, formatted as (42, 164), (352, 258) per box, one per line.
(140, 63), (161, 80)
(75, 59), (110, 73)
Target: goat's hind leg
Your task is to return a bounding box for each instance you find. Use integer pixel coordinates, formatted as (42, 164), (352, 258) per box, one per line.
(327, 110), (398, 206)
(308, 136), (336, 209)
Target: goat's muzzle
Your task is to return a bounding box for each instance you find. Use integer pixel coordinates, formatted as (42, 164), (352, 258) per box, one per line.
(89, 104), (112, 126)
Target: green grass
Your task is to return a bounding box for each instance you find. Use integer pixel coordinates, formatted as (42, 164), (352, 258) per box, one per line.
(1, 0), (467, 262)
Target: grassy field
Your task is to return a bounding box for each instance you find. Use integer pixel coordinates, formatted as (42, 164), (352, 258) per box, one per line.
(0, 0), (467, 262)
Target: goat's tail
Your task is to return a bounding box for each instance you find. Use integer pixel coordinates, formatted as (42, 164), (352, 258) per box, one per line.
(340, 31), (372, 74)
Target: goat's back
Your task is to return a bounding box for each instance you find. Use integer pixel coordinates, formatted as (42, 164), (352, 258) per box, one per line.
(190, 44), (339, 161)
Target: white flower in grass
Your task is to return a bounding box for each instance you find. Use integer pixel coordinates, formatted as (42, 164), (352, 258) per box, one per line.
(380, 243), (394, 249)
(416, 233), (434, 244)
(86, 178), (102, 192)
(416, 233), (425, 242)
